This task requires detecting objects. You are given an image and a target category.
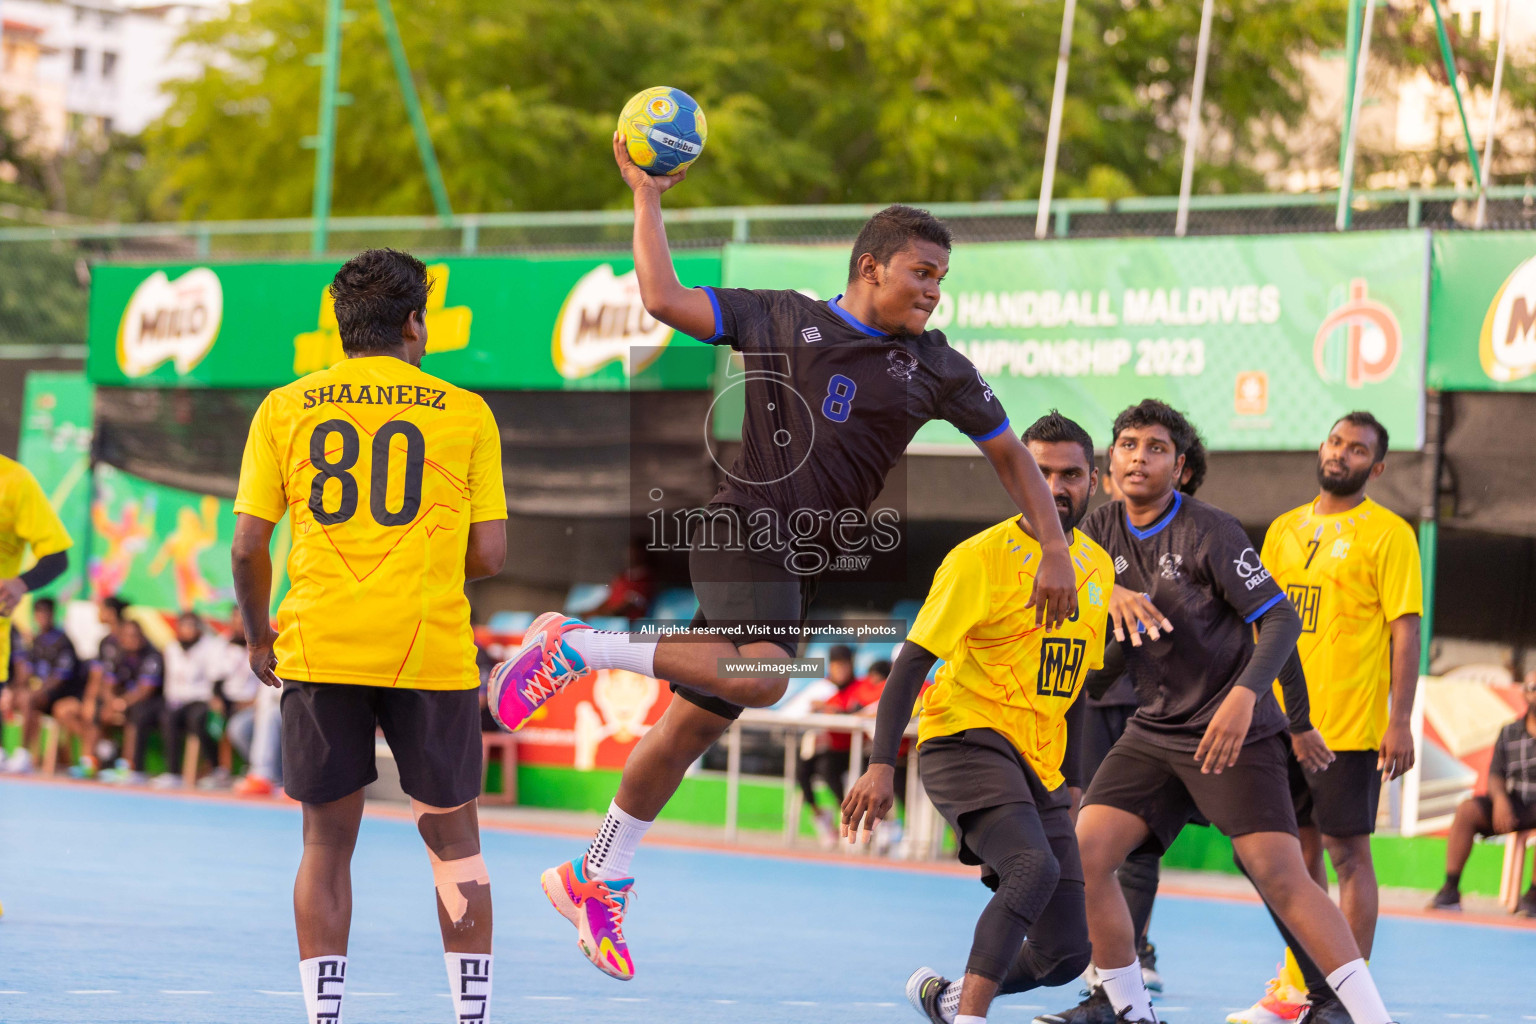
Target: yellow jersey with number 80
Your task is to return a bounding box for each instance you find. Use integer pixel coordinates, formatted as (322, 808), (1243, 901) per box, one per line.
(234, 356), (506, 690)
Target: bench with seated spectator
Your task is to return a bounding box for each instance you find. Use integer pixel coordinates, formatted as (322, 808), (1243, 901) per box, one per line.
(1429, 671), (1536, 916)
(154, 611), (232, 788)
(2, 597), (81, 774)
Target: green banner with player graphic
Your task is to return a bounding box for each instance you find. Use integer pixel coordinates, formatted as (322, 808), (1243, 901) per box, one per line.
(715, 232), (1429, 451)
(17, 372), (95, 602)
(85, 253), (721, 391)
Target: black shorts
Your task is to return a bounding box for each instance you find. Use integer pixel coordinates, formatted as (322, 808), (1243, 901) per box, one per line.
(1289, 744), (1382, 837)
(1472, 793), (1536, 833)
(281, 681), (482, 806)
(1083, 729), (1298, 854)
(669, 505), (817, 722)
(918, 728), (1083, 883)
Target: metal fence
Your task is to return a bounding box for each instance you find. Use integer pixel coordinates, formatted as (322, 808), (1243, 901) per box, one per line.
(2, 184), (1534, 356)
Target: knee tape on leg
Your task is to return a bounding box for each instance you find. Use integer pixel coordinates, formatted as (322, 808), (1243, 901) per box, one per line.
(411, 800), (488, 925)
(429, 851), (489, 925)
(995, 847), (1061, 927)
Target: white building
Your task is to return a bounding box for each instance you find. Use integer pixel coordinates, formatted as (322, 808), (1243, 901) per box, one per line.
(0, 0), (221, 148)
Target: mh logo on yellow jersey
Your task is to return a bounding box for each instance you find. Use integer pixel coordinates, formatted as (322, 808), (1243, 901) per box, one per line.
(1037, 638), (1085, 698)
(293, 264), (472, 374)
(1287, 584), (1321, 633)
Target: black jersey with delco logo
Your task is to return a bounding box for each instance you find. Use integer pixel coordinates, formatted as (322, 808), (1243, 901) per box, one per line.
(698, 287), (1008, 518)
(1079, 492), (1290, 752)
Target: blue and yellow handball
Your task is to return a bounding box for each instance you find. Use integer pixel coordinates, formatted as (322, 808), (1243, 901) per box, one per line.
(618, 87), (707, 176)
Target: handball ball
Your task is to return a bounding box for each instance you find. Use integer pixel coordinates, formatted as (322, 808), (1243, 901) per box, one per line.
(618, 87), (707, 176)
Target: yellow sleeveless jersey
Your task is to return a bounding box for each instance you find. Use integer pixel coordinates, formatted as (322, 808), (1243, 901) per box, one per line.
(234, 356), (506, 690)
(0, 455), (73, 682)
(1261, 496), (1421, 750)
(908, 520), (1114, 790)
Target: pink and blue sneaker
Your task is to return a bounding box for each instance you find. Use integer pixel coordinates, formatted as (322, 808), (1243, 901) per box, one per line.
(541, 856), (637, 980)
(487, 612), (593, 732)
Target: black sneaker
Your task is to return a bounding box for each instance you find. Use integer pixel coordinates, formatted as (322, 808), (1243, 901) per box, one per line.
(1296, 994), (1353, 1024)
(1425, 883), (1461, 911)
(1137, 941), (1163, 993)
(1519, 886), (1536, 918)
(905, 966), (951, 1024)
(1034, 988), (1122, 1024)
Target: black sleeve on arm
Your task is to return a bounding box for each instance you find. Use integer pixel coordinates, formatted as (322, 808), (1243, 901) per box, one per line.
(1231, 599), (1303, 700)
(1063, 688), (1087, 789)
(1276, 648), (1314, 733)
(869, 640), (938, 767)
(19, 550), (68, 592)
(1084, 635), (1126, 701)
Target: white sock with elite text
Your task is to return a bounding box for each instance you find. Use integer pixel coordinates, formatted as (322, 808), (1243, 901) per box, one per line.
(1326, 958), (1392, 1024)
(586, 800), (653, 881)
(565, 630), (656, 677)
(444, 952), (492, 1022)
(955, 1016), (986, 1024)
(1099, 960), (1156, 1023)
(299, 954), (347, 1024)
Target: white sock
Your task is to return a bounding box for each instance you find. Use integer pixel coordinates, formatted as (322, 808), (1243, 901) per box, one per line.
(585, 800), (652, 881)
(955, 1016), (986, 1024)
(565, 630), (656, 676)
(939, 979), (962, 1021)
(298, 954), (347, 1024)
(1099, 960), (1156, 1023)
(444, 952), (492, 1023)
(1326, 958), (1392, 1024)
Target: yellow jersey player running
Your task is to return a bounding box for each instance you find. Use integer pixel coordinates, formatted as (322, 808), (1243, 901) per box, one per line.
(231, 249), (508, 1024)
(1229, 412), (1421, 1024)
(843, 412), (1113, 1024)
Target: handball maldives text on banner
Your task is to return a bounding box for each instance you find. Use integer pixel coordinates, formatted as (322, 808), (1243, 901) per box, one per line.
(714, 232), (1429, 452)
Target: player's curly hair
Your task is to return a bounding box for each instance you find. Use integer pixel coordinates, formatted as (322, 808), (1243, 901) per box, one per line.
(1111, 399), (1198, 460)
(1021, 410), (1096, 471)
(329, 248), (434, 355)
(1179, 432), (1207, 495)
(847, 205), (952, 282)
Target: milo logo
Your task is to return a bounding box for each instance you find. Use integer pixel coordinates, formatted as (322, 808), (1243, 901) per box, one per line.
(116, 268), (223, 377)
(551, 264), (674, 380)
(1480, 254), (1536, 383)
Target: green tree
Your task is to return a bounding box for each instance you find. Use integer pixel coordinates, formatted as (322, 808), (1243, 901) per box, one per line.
(142, 0), (1527, 218)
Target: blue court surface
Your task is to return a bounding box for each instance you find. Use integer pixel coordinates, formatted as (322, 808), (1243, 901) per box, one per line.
(2, 780), (1530, 1024)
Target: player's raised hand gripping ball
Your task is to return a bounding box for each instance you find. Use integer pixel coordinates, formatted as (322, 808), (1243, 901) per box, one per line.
(618, 87), (707, 175)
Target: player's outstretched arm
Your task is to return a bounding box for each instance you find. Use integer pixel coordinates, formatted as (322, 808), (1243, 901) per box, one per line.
(841, 640), (938, 844)
(613, 131), (716, 341)
(231, 512), (282, 689)
(975, 431), (1077, 629)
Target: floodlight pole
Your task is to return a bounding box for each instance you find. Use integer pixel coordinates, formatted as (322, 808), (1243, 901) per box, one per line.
(376, 0), (453, 222)
(1337, 0), (1362, 191)
(308, 0), (346, 254)
(1474, 0), (1510, 229)
(1429, 0), (1485, 192)
(1175, 0), (1216, 238)
(1336, 0), (1376, 231)
(1036, 0), (1077, 240)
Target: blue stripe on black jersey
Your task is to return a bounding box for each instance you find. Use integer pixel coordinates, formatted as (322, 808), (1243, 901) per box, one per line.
(967, 418), (1012, 443)
(696, 285), (724, 343)
(827, 295), (887, 337)
(1125, 490), (1183, 540)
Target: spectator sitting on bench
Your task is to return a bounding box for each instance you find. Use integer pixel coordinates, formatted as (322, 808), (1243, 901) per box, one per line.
(3, 597), (81, 773)
(154, 611), (228, 788)
(71, 596), (129, 776)
(93, 618), (164, 784)
(1429, 671), (1536, 915)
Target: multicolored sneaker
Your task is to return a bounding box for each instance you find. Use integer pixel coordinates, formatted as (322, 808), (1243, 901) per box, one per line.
(541, 856), (636, 981)
(1226, 974), (1308, 1024)
(487, 612), (593, 732)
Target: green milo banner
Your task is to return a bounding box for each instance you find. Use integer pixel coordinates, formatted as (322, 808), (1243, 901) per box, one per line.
(86, 253), (721, 390)
(716, 233), (1429, 450)
(1428, 231), (1536, 391)
(17, 372), (94, 602)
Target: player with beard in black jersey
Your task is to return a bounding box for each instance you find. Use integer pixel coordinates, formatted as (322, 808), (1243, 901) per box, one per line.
(1036, 400), (1400, 1024)
(484, 133), (1080, 982)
